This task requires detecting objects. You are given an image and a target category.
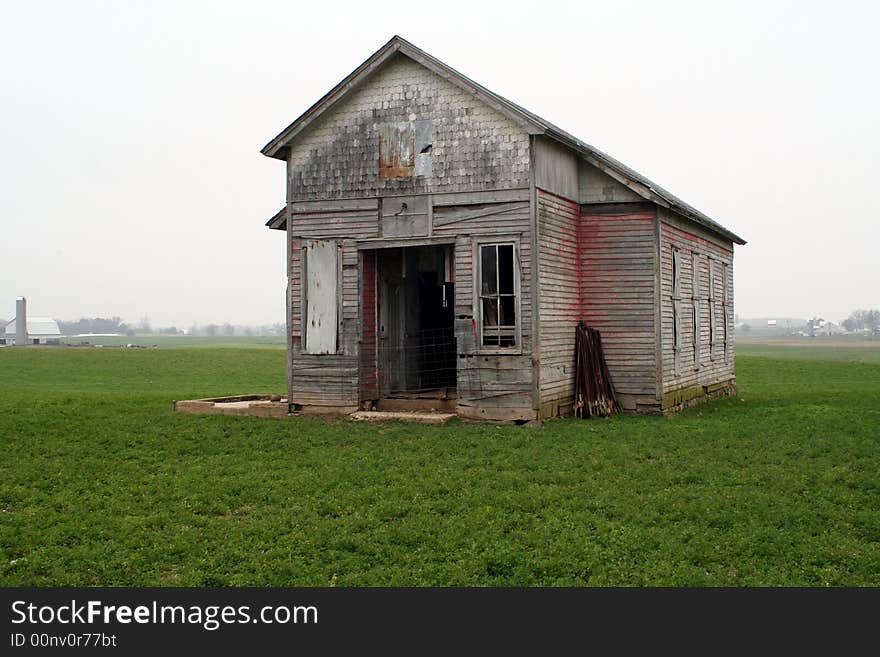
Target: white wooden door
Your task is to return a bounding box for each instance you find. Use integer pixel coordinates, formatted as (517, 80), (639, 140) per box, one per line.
(304, 240), (338, 355)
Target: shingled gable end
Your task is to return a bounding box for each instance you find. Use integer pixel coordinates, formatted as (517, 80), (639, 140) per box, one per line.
(262, 36), (745, 420)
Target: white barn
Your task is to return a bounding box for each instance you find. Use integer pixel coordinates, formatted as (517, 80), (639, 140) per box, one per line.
(2, 317), (62, 345)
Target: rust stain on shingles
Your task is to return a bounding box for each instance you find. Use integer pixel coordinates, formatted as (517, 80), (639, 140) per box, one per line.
(379, 122), (414, 178)
(379, 120), (432, 179)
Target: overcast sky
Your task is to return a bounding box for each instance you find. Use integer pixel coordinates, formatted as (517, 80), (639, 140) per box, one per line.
(2, 0), (877, 326)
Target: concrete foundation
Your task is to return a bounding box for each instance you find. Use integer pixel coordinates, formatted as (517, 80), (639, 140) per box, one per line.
(175, 395), (290, 419)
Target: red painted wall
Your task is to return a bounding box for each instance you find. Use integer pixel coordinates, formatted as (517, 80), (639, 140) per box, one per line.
(359, 250), (378, 401)
(578, 206), (658, 406)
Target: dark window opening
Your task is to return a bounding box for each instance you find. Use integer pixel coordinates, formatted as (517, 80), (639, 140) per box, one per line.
(480, 243), (517, 348)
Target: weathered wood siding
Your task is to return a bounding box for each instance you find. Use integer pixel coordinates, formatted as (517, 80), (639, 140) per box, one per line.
(288, 238), (360, 408)
(286, 54), (531, 200)
(287, 191), (536, 419)
(442, 199), (535, 421)
(271, 45), (742, 419)
(536, 190), (581, 416)
(287, 212), (374, 408)
(288, 199), (379, 238)
(281, 53), (536, 416)
(658, 207), (735, 404)
(534, 137), (578, 201)
(578, 161), (642, 204)
(579, 204), (659, 411)
(359, 250), (378, 401)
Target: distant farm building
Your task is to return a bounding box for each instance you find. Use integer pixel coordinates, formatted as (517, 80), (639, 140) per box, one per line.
(818, 322), (844, 336)
(262, 36), (745, 420)
(2, 317), (62, 345)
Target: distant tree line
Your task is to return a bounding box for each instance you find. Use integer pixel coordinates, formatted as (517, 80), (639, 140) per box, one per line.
(57, 318), (286, 337)
(843, 309), (880, 335)
(58, 317), (134, 336)
(187, 323), (285, 337)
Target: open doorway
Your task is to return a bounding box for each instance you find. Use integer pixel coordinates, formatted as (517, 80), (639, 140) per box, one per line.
(361, 245), (456, 409)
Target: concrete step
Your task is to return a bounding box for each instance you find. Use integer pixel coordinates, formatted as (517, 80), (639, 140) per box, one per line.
(350, 411), (456, 424)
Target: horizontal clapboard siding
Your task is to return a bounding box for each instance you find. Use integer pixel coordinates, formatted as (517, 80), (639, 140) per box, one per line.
(288, 240), (361, 406)
(659, 208), (734, 397)
(289, 199), (379, 239)
(537, 190), (580, 415)
(579, 204), (658, 404)
(287, 194), (536, 415)
(443, 200), (534, 416)
(290, 239), (303, 337)
(289, 349), (359, 404)
(433, 201), (530, 234)
(443, 200), (533, 354)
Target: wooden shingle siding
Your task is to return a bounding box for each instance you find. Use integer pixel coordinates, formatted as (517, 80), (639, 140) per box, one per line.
(536, 190), (580, 416)
(286, 55), (531, 200)
(579, 204), (658, 410)
(658, 208), (734, 400)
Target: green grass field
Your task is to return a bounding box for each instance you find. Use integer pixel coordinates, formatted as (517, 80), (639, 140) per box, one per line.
(1, 342), (878, 586)
(62, 334), (285, 349)
(737, 339), (880, 364)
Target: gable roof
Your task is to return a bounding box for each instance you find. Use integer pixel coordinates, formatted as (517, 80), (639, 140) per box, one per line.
(4, 317), (62, 336)
(263, 36), (745, 245)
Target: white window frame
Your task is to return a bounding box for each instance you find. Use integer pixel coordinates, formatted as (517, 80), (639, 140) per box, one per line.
(473, 236), (522, 354)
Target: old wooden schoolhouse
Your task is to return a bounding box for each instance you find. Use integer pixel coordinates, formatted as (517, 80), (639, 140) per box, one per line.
(262, 36), (746, 421)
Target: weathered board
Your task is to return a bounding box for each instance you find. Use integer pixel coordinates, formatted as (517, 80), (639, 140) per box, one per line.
(303, 240), (339, 355)
(579, 203), (659, 411)
(381, 195), (429, 237)
(658, 207), (735, 402)
(536, 190), (580, 416)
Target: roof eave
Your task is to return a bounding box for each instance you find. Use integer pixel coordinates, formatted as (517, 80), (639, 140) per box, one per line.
(266, 207), (287, 230)
(542, 128), (746, 245)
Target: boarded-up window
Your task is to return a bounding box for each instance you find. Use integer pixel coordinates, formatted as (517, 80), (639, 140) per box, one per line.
(722, 262), (730, 362)
(379, 120), (432, 179)
(303, 240), (339, 355)
(672, 248), (682, 373)
(692, 252), (701, 369)
(479, 243), (518, 348)
(708, 257), (717, 360)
